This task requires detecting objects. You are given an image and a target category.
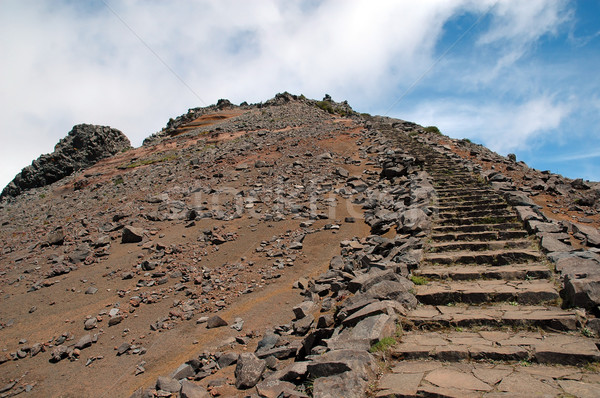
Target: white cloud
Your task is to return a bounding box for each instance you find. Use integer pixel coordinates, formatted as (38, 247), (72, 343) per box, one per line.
(0, 0), (585, 189)
(404, 95), (572, 154)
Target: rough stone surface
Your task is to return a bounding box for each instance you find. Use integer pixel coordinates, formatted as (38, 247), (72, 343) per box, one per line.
(2, 124), (131, 198)
(234, 353), (266, 389)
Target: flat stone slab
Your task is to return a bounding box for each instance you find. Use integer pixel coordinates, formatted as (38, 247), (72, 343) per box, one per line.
(407, 304), (578, 331)
(375, 360), (600, 398)
(391, 330), (600, 365)
(415, 263), (552, 281)
(424, 249), (542, 265)
(415, 279), (559, 305)
(432, 230), (529, 243)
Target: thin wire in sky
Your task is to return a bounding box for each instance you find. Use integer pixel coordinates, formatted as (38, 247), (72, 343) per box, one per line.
(384, 1), (498, 116)
(101, 0), (208, 106)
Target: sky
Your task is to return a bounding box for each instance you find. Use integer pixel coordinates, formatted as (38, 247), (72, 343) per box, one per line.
(1, 0), (599, 190)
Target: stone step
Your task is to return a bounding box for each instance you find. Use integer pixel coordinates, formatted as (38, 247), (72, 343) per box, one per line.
(434, 180), (481, 187)
(390, 330), (600, 366)
(427, 239), (533, 253)
(375, 359), (600, 398)
(415, 279), (559, 305)
(437, 194), (505, 204)
(406, 304), (578, 331)
(436, 188), (495, 197)
(432, 175), (475, 181)
(432, 223), (523, 234)
(437, 214), (518, 226)
(435, 203), (509, 213)
(414, 263), (552, 281)
(424, 248), (542, 265)
(438, 209), (516, 221)
(431, 230), (529, 242)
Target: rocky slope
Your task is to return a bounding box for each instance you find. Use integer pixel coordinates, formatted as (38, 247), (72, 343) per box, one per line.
(0, 93), (599, 398)
(1, 124), (131, 198)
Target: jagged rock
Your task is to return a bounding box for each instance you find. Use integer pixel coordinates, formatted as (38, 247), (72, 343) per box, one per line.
(44, 228), (65, 246)
(234, 353), (266, 389)
(50, 345), (69, 362)
(307, 349), (377, 381)
(293, 314), (314, 335)
(399, 208), (430, 233)
(293, 301), (317, 320)
(122, 226), (144, 243)
(156, 376), (181, 393)
(2, 124), (131, 198)
(180, 380), (209, 398)
(572, 178), (591, 190)
(563, 275), (600, 313)
(540, 235), (573, 253)
(206, 315), (227, 329)
(330, 313), (397, 350)
(312, 371), (369, 398)
(74, 334), (93, 350)
(217, 352), (238, 369)
(348, 269), (397, 293)
(257, 332), (281, 352)
(363, 279), (417, 309)
(573, 224), (600, 247)
(342, 300), (405, 327)
(84, 317), (97, 330)
(256, 379), (301, 398)
(172, 363), (195, 380)
(117, 342), (131, 356)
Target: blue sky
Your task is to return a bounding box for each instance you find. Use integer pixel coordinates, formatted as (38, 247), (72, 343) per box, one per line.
(1, 0), (599, 190)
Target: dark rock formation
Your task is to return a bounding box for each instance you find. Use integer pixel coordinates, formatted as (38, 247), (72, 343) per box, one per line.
(2, 124), (130, 198)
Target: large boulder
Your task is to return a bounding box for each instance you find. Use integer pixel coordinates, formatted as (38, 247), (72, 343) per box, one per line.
(2, 124), (131, 198)
(563, 275), (600, 314)
(234, 353), (266, 389)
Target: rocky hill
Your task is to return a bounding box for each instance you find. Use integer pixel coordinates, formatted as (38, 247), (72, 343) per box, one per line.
(1, 124), (131, 199)
(0, 93), (599, 398)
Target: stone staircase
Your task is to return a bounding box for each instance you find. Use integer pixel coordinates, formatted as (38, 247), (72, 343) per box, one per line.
(375, 127), (600, 397)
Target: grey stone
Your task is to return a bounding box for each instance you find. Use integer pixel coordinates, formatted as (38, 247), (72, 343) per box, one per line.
(85, 286), (98, 295)
(348, 269), (396, 293)
(117, 342), (131, 356)
(540, 234), (573, 253)
(335, 314), (397, 346)
(400, 208), (430, 233)
(312, 371), (368, 398)
(74, 334), (93, 350)
(293, 314), (314, 335)
(257, 332), (280, 351)
(573, 224), (600, 247)
(156, 376), (181, 393)
(307, 349), (377, 381)
(44, 228), (65, 246)
(180, 380), (210, 398)
(234, 353), (266, 389)
(122, 226), (144, 243)
(329, 255), (345, 270)
(108, 315), (123, 326)
(363, 279), (417, 309)
(172, 363), (195, 380)
(342, 300), (405, 327)
(50, 345), (69, 362)
(293, 301), (317, 320)
(217, 352), (238, 368)
(256, 379), (300, 398)
(206, 315), (227, 329)
(84, 317), (97, 330)
(564, 274), (600, 312)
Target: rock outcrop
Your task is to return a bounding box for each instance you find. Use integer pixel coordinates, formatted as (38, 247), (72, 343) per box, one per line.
(1, 124), (130, 198)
